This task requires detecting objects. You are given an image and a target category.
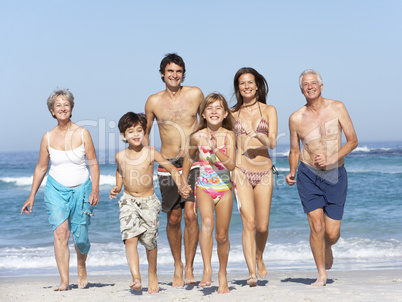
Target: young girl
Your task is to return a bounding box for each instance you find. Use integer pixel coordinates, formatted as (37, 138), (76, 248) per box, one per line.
(182, 93), (236, 294)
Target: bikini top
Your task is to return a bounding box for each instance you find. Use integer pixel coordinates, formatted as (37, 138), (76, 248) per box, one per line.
(198, 130), (229, 176)
(234, 102), (269, 137)
(48, 129), (89, 188)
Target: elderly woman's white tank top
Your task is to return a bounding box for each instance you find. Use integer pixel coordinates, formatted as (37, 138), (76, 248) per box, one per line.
(48, 129), (89, 188)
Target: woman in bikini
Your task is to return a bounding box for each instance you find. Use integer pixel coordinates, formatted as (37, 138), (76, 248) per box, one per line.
(182, 93), (236, 294)
(231, 67), (278, 286)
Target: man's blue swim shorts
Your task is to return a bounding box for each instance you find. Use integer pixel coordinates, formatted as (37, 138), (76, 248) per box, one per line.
(296, 161), (347, 220)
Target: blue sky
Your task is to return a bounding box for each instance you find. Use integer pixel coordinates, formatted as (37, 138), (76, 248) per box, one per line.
(1, 0), (401, 153)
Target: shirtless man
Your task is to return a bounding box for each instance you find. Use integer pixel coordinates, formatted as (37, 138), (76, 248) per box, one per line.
(286, 69), (358, 286)
(144, 53), (204, 286)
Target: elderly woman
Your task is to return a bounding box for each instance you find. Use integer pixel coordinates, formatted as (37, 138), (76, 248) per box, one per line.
(231, 67), (277, 287)
(21, 89), (100, 291)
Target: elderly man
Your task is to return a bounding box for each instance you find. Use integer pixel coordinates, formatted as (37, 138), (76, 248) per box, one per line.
(286, 69), (358, 286)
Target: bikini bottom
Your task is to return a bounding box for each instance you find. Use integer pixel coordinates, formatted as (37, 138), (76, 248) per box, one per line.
(236, 165), (278, 188)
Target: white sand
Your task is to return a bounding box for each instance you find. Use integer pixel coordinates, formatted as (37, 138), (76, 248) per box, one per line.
(1, 270), (402, 301)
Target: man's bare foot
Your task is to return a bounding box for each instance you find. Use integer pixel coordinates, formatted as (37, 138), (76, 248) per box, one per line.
(148, 273), (159, 294)
(184, 266), (196, 285)
(256, 258), (267, 278)
(325, 246), (334, 270)
(247, 274), (258, 287)
(130, 279), (142, 291)
(54, 283), (69, 291)
(217, 272), (230, 294)
(311, 275), (327, 286)
(172, 263), (184, 287)
(77, 265), (88, 289)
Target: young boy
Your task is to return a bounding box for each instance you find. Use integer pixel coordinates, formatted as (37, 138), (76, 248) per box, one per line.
(110, 112), (190, 293)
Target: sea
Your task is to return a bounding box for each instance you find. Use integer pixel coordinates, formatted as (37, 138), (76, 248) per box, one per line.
(1, 141), (401, 278)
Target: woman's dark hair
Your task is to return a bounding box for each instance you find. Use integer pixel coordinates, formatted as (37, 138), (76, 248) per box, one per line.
(232, 67), (269, 112)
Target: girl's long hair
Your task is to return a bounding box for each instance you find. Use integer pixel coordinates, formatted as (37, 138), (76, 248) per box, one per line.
(195, 93), (234, 133)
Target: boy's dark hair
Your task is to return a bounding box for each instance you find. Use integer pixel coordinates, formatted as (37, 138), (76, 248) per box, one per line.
(159, 53), (186, 83)
(118, 112), (147, 134)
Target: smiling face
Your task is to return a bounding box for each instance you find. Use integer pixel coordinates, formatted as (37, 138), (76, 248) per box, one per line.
(51, 95), (72, 121)
(161, 63), (184, 88)
(238, 73), (258, 102)
(202, 100), (228, 127)
(301, 73), (323, 101)
(121, 123), (145, 147)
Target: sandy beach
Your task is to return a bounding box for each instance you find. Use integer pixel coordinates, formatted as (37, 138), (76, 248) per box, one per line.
(1, 269), (401, 302)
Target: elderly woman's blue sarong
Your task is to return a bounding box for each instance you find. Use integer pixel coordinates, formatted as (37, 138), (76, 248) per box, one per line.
(44, 175), (94, 255)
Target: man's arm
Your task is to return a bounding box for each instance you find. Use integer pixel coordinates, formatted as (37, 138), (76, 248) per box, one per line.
(335, 102), (358, 160)
(286, 114), (301, 186)
(154, 149), (190, 197)
(144, 96), (156, 146)
(192, 87), (204, 109)
(315, 101), (358, 168)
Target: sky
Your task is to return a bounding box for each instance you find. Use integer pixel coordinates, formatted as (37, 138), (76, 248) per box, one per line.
(1, 0), (401, 155)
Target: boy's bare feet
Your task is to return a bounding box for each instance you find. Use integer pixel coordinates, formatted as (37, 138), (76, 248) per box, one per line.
(148, 273), (159, 293)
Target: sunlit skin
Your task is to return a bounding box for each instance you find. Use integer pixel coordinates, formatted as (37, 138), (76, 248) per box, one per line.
(144, 58), (204, 287)
(110, 121), (191, 293)
(231, 73), (277, 286)
(182, 98), (235, 294)
(286, 72), (358, 286)
(163, 63), (184, 89)
(20, 94), (100, 291)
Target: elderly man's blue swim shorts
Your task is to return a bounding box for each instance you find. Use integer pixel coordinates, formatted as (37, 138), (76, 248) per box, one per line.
(296, 161), (347, 220)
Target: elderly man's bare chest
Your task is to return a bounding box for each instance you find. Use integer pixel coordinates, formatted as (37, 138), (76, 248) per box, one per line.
(299, 115), (340, 144)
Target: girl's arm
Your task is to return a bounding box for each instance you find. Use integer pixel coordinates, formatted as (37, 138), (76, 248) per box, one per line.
(21, 134), (50, 215)
(212, 130), (236, 171)
(84, 129), (100, 205)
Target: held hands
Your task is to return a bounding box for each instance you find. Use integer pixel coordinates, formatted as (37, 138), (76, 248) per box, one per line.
(21, 197), (34, 215)
(286, 172), (297, 186)
(178, 184), (192, 199)
(109, 186), (122, 200)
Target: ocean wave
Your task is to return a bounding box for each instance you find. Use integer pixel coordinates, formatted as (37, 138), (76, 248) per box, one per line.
(0, 176), (39, 187)
(351, 145), (402, 156)
(1, 237), (400, 270)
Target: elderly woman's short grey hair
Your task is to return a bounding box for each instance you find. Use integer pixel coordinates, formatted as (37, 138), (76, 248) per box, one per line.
(47, 89), (75, 118)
